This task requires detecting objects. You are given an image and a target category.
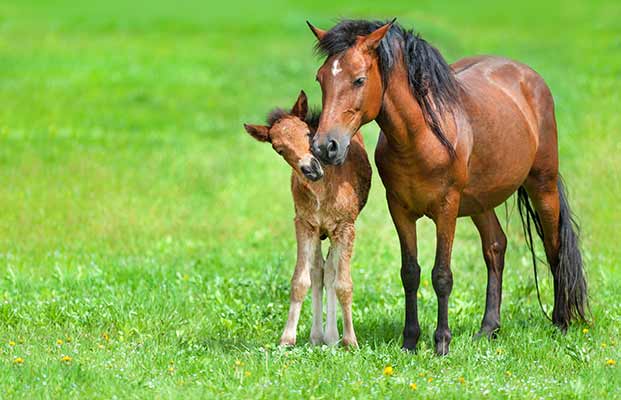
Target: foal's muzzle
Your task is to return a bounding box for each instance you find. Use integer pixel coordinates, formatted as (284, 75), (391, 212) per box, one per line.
(300, 156), (324, 181)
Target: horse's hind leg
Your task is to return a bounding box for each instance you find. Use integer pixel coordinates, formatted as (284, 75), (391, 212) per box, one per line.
(471, 210), (507, 338)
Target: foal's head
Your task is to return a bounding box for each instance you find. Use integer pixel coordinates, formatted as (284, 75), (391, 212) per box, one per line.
(307, 20), (393, 165)
(244, 91), (324, 181)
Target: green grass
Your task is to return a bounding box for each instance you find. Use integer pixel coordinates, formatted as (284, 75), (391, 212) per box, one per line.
(1, 0), (620, 398)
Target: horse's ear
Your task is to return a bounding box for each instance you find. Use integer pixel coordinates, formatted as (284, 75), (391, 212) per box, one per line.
(361, 18), (395, 51)
(243, 123), (270, 142)
(306, 20), (326, 41)
(291, 90), (308, 120)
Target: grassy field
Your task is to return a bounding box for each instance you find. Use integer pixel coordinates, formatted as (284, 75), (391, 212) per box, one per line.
(1, 0), (620, 398)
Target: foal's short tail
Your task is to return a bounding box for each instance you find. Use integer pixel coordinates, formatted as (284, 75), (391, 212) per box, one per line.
(517, 177), (589, 330)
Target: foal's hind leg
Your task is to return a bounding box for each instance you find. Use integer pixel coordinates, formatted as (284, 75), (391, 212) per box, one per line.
(471, 210), (507, 338)
(323, 223), (358, 347)
(309, 245), (324, 345)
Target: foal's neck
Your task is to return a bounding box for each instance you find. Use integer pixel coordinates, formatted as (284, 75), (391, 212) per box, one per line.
(291, 169), (327, 202)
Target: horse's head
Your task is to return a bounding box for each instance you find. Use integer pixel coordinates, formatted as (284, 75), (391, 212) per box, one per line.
(307, 20), (393, 165)
(244, 91), (324, 182)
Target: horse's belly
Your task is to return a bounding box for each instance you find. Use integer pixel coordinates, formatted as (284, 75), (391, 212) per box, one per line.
(459, 130), (536, 215)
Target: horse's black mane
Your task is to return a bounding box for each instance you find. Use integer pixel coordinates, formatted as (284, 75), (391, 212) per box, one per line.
(266, 107), (322, 130)
(315, 19), (460, 157)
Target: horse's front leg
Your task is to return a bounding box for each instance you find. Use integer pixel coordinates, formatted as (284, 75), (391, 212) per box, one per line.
(431, 192), (460, 356)
(280, 219), (320, 346)
(387, 196), (421, 351)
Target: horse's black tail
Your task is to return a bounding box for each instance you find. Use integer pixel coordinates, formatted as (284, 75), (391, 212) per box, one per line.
(517, 177), (589, 330)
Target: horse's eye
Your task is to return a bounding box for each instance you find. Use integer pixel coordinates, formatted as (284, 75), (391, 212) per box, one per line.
(353, 77), (366, 87)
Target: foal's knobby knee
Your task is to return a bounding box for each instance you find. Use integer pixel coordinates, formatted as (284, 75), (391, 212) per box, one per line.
(335, 279), (353, 304)
(291, 274), (311, 302)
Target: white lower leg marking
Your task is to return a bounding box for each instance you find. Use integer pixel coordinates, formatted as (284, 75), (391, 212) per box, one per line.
(281, 302), (302, 345)
(310, 262), (324, 344)
(324, 246), (340, 345)
(281, 229), (315, 346)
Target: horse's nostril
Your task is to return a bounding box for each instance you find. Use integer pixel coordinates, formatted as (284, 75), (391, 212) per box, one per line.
(326, 139), (339, 159)
(301, 165), (312, 175)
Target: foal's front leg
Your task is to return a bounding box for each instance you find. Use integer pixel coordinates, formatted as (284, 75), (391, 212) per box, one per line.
(431, 192), (459, 356)
(280, 219), (320, 346)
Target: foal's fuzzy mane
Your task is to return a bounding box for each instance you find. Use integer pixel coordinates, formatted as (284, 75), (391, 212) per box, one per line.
(315, 19), (461, 157)
(266, 107), (322, 131)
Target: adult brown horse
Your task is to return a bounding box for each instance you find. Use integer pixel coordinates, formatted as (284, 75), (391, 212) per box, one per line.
(306, 19), (588, 355)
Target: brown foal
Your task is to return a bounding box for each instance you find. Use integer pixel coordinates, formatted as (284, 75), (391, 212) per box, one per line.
(244, 91), (371, 347)
(306, 19), (588, 355)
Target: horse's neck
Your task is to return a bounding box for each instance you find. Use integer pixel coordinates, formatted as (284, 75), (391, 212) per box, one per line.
(377, 91), (424, 149)
(375, 64), (445, 157)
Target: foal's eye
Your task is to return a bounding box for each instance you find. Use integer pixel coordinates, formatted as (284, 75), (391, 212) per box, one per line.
(353, 77), (366, 87)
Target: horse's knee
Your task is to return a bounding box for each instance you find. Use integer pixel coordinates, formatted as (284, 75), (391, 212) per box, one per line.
(432, 267), (453, 296)
(400, 261), (421, 293)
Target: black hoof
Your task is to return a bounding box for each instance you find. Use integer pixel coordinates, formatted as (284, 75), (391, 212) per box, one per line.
(434, 330), (451, 356)
(474, 326), (499, 340)
(435, 340), (450, 356)
(402, 336), (418, 352)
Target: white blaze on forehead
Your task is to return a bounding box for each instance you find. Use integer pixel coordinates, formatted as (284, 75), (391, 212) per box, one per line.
(331, 59), (342, 76)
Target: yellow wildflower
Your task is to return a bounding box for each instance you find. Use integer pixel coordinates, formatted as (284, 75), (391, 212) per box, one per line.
(601, 343), (607, 348)
(235, 359), (244, 367)
(66, 336), (72, 343)
(13, 357), (24, 365)
(245, 371), (251, 377)
(506, 371), (512, 377)
(56, 339), (63, 346)
(383, 365), (394, 376)
(409, 382), (417, 391)
(419, 372), (425, 377)
(102, 332), (110, 341)
(428, 377), (433, 383)
(98, 344), (105, 349)
(582, 328), (589, 334)
(9, 340), (16, 347)
(61, 355), (72, 363)
(168, 366), (175, 374)
(458, 376), (466, 385)
(606, 359), (616, 366)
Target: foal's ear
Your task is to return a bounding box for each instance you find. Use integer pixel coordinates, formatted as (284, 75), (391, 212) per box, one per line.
(360, 18), (395, 51)
(291, 90), (308, 120)
(306, 20), (327, 41)
(243, 124), (270, 142)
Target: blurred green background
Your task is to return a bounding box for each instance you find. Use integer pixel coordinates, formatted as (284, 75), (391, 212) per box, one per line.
(0, 0), (619, 398)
